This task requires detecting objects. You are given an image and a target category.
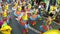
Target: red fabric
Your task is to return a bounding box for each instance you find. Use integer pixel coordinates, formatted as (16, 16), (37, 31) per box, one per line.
(58, 28), (60, 31)
(20, 18), (26, 26)
(31, 21), (36, 25)
(21, 10), (25, 12)
(27, 13), (31, 18)
(22, 29), (26, 33)
(20, 22), (26, 26)
(3, 18), (7, 22)
(42, 25), (48, 30)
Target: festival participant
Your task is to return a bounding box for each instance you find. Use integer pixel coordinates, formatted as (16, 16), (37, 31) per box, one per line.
(28, 4), (32, 9)
(22, 0), (26, 6)
(57, 0), (60, 5)
(38, 1), (46, 16)
(30, 12), (41, 26)
(49, 4), (57, 16)
(21, 6), (25, 12)
(5, 2), (9, 11)
(2, 9), (11, 23)
(12, 5), (17, 11)
(14, 9), (21, 17)
(3, 10), (8, 18)
(12, 1), (18, 11)
(24, 21), (29, 33)
(12, 1), (19, 11)
(25, 6), (31, 18)
(17, 12), (28, 27)
(44, 29), (60, 34)
(14, 1), (18, 7)
(39, 25), (47, 33)
(22, 29), (26, 34)
(0, 22), (12, 34)
(46, 16), (53, 25)
(21, 13), (28, 22)
(17, 6), (22, 11)
(40, 20), (52, 34)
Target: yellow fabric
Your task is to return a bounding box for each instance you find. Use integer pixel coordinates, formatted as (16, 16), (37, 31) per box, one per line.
(0, 25), (12, 34)
(44, 30), (60, 34)
(50, 6), (57, 11)
(15, 2), (18, 7)
(18, 6), (22, 11)
(49, 6), (57, 14)
(28, 4), (31, 9)
(48, 22), (52, 25)
(3, 12), (7, 17)
(5, 5), (8, 10)
(23, 1), (26, 6)
(57, 0), (60, 4)
(22, 14), (28, 20)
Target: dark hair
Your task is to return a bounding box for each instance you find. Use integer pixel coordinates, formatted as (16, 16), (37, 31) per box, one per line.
(22, 6), (24, 10)
(26, 21), (28, 24)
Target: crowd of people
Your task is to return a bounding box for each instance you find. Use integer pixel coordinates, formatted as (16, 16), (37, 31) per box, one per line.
(0, 0), (60, 34)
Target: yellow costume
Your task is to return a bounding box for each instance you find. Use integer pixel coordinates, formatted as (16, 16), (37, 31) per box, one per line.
(22, 14), (28, 20)
(57, 0), (60, 4)
(50, 6), (57, 11)
(0, 22), (12, 34)
(18, 6), (22, 11)
(0, 25), (12, 34)
(3, 11), (7, 17)
(5, 5), (8, 10)
(23, 1), (26, 6)
(44, 29), (60, 34)
(28, 4), (32, 9)
(15, 2), (18, 7)
(49, 6), (57, 14)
